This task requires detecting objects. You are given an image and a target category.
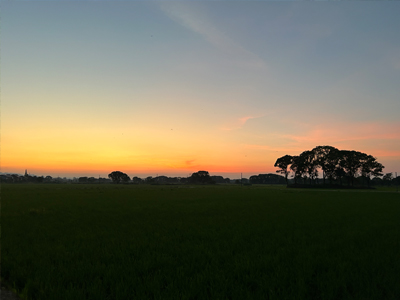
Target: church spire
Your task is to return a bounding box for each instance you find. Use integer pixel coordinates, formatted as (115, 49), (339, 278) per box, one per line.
(25, 169), (28, 177)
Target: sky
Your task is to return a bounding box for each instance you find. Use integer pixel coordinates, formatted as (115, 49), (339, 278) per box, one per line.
(2, 1), (400, 179)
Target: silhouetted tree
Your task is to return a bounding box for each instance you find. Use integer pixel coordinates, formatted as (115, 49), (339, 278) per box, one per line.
(289, 155), (300, 184)
(361, 155), (384, 187)
(339, 150), (365, 186)
(383, 173), (393, 186)
(299, 150), (318, 184)
(371, 176), (383, 186)
(211, 176), (230, 184)
(189, 171), (214, 184)
(131, 176), (143, 184)
(88, 177), (97, 183)
(155, 176), (169, 184)
(290, 155), (307, 184)
(145, 176), (155, 184)
(122, 173), (131, 183)
(274, 155), (293, 185)
(0, 175), (11, 183)
(79, 177), (88, 183)
(249, 174), (286, 184)
(179, 177), (189, 184)
(313, 146), (339, 184)
(334, 166), (346, 186)
(108, 171), (129, 184)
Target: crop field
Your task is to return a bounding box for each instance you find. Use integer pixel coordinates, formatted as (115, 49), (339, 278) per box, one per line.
(1, 184), (400, 300)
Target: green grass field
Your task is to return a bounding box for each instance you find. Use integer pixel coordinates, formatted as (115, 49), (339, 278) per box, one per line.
(2, 184), (399, 300)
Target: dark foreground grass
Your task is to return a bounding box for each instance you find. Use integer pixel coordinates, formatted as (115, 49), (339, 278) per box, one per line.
(2, 184), (399, 300)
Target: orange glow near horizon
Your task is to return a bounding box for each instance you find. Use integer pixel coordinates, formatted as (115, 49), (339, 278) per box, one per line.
(3, 120), (400, 178)
(1, 130), (277, 177)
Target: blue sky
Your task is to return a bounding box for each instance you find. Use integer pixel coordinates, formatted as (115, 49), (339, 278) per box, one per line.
(2, 1), (400, 178)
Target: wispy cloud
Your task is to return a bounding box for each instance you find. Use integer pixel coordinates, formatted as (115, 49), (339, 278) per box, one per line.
(220, 115), (264, 131)
(166, 159), (200, 171)
(159, 2), (267, 71)
(185, 159), (196, 166)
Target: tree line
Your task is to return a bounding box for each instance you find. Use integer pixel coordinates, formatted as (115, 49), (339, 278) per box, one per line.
(274, 145), (386, 187)
(1, 170), (291, 185)
(1, 148), (397, 187)
(0, 171), (233, 185)
(107, 170), (228, 185)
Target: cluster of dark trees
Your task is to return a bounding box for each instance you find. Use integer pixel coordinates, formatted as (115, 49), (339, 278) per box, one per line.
(0, 171), (235, 185)
(78, 177), (111, 183)
(274, 145), (387, 187)
(2, 155), (397, 187)
(105, 171), (288, 185)
(0, 174), (113, 184)
(106, 170), (227, 185)
(0, 174), (57, 184)
(249, 173), (286, 185)
(188, 170), (215, 184)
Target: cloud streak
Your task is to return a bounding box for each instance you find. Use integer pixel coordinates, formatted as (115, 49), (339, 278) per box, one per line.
(220, 115), (264, 131)
(159, 2), (267, 71)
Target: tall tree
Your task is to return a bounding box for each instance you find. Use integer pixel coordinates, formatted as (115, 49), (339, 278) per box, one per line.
(325, 148), (341, 185)
(334, 166), (346, 186)
(299, 150), (318, 184)
(290, 155), (306, 184)
(339, 150), (365, 186)
(361, 155), (384, 187)
(274, 155), (293, 186)
(312, 146), (339, 185)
